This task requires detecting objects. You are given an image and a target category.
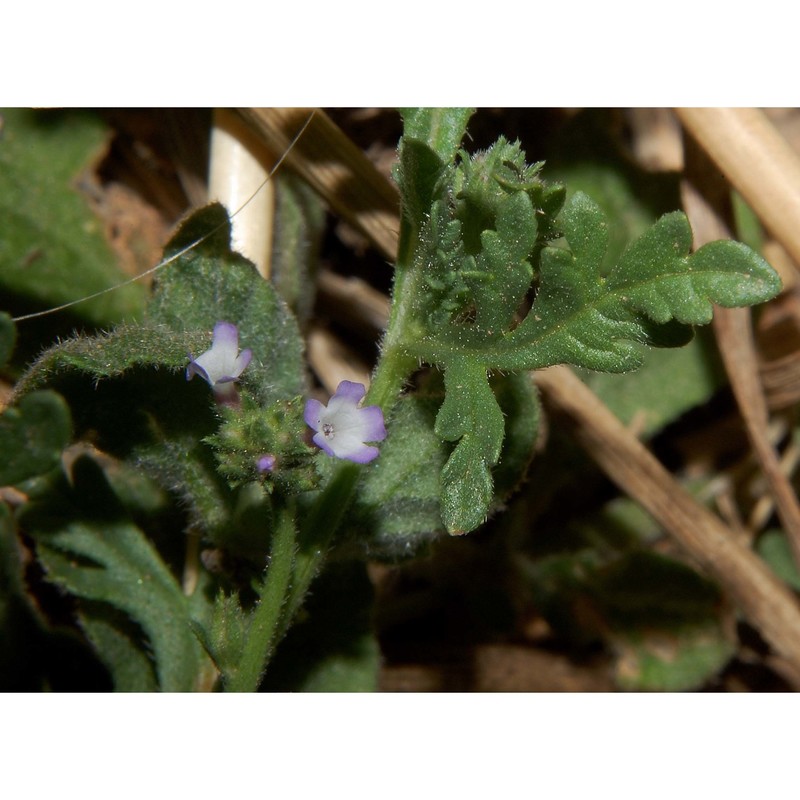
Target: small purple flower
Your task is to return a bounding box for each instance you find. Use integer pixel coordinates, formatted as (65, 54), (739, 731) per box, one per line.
(187, 321), (252, 404)
(257, 454), (276, 473)
(304, 380), (387, 464)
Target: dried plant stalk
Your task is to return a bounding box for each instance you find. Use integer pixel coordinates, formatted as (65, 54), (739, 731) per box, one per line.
(713, 306), (800, 563)
(675, 108), (800, 268)
(681, 129), (800, 567)
(307, 325), (371, 394)
(208, 109), (275, 278)
(235, 108), (400, 262)
(317, 269), (391, 334)
(536, 365), (800, 688)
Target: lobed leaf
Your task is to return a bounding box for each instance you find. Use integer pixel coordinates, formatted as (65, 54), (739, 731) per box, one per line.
(395, 108), (474, 230)
(492, 192), (781, 372)
(463, 191), (537, 333)
(436, 359), (506, 534)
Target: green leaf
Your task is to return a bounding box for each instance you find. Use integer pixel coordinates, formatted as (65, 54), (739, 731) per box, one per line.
(399, 108), (474, 163)
(16, 323), (210, 393)
(270, 172), (327, 323)
(191, 591), (249, 678)
(16, 203), (309, 539)
(756, 530), (800, 592)
(462, 191), (537, 332)
(598, 551), (735, 691)
(545, 109), (682, 270)
(77, 602), (159, 692)
(436, 359), (505, 533)
(387, 114), (780, 539)
(395, 108), (473, 228)
(147, 202), (305, 404)
(612, 623), (734, 692)
(34, 516), (204, 692)
(492, 192), (781, 372)
(491, 372), (540, 500)
(16, 202), (303, 404)
(350, 371), (539, 555)
(580, 327), (726, 437)
(454, 135), (563, 257)
(350, 388), (448, 557)
(0, 108), (146, 325)
(0, 390), (71, 485)
(20, 344), (235, 541)
(522, 545), (734, 691)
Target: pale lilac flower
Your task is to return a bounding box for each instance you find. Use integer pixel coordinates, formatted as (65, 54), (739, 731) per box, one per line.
(186, 321), (252, 404)
(304, 380), (387, 464)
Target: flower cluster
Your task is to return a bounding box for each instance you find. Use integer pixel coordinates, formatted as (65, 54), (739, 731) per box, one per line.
(187, 323), (387, 464)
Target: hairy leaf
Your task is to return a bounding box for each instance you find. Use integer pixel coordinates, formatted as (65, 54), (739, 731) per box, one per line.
(0, 108), (146, 325)
(462, 190), (537, 332)
(496, 193), (781, 371)
(397, 187), (779, 532)
(16, 204), (308, 540)
(349, 371), (539, 555)
(191, 591), (249, 678)
(16, 324), (209, 394)
(34, 517), (204, 692)
(147, 202), (306, 404)
(0, 391), (71, 485)
(436, 359), (505, 533)
(270, 172), (327, 323)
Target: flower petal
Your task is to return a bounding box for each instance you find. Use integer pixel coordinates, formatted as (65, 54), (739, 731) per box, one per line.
(304, 398), (325, 429)
(304, 381), (386, 463)
(312, 431), (337, 458)
(233, 348), (253, 377)
(186, 358), (210, 383)
(357, 405), (387, 442)
(331, 380), (366, 405)
(212, 321), (240, 357)
(340, 443), (380, 464)
(186, 322), (251, 391)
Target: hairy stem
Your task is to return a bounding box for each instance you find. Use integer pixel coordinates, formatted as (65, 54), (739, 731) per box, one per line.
(226, 497), (297, 692)
(280, 462), (361, 632)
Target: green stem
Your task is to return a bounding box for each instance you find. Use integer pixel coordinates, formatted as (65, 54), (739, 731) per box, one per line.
(281, 462), (361, 629)
(248, 191), (424, 657)
(365, 215), (421, 411)
(226, 497), (297, 692)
